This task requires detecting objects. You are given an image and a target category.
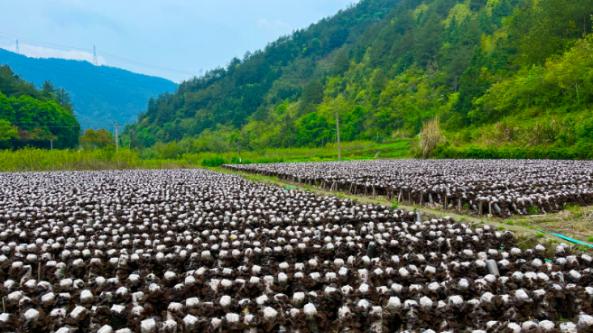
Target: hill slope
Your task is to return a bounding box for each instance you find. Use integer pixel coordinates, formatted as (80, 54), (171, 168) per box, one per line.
(126, 0), (593, 159)
(0, 64), (80, 150)
(0, 48), (177, 130)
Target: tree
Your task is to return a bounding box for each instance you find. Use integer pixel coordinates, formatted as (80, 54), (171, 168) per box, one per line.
(329, 30), (349, 50)
(469, 0), (488, 11)
(42, 81), (56, 100)
(332, 49), (351, 76)
(55, 88), (73, 111)
(0, 120), (18, 141)
(80, 128), (114, 150)
(509, 0), (593, 65)
(296, 112), (329, 146)
(414, 14), (444, 66)
(299, 80), (324, 115)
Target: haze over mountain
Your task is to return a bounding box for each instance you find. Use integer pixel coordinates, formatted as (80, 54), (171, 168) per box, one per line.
(0, 48), (177, 130)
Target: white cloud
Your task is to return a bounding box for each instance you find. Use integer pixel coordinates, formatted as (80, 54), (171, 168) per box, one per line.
(257, 18), (291, 30)
(0, 43), (107, 66)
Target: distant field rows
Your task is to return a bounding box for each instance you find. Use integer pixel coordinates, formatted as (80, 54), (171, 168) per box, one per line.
(225, 159), (593, 217)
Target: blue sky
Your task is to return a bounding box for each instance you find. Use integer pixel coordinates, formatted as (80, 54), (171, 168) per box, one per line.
(0, 0), (359, 83)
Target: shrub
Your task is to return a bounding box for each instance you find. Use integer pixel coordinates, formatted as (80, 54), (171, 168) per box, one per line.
(201, 156), (225, 167)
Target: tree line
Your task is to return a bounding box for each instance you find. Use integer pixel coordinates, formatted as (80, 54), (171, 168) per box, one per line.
(0, 65), (80, 150)
(0, 64), (122, 151)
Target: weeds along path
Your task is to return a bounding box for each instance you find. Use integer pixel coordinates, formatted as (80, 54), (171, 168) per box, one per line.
(212, 166), (593, 250)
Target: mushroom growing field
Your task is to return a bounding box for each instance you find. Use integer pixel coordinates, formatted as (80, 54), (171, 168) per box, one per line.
(0, 169), (593, 333)
(225, 159), (593, 217)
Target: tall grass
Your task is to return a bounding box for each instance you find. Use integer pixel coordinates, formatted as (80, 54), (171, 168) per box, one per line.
(419, 118), (443, 158)
(0, 139), (413, 173)
(0, 148), (186, 172)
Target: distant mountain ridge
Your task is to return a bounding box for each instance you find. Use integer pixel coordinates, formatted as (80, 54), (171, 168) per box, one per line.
(0, 48), (177, 130)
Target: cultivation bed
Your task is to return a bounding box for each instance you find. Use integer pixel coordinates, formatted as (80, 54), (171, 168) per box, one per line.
(225, 159), (593, 217)
(0, 169), (592, 332)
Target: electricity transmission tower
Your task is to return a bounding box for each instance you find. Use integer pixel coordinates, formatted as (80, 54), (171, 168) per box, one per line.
(93, 45), (98, 66)
(110, 121), (122, 151)
(16, 39), (19, 54)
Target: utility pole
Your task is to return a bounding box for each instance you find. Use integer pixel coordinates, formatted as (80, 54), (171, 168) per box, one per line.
(110, 121), (122, 151)
(233, 141), (241, 163)
(16, 40), (19, 54)
(93, 45), (98, 66)
(335, 109), (342, 162)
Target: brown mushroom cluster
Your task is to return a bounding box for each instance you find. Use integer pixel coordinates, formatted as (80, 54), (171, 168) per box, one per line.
(0, 169), (592, 333)
(225, 160), (593, 217)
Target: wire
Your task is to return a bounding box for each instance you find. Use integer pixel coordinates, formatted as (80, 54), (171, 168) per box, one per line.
(0, 33), (200, 75)
(0, 33), (93, 52)
(0, 53), (181, 91)
(99, 51), (199, 75)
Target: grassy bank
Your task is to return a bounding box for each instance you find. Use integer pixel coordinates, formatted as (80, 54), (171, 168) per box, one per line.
(435, 142), (593, 160)
(0, 139), (413, 172)
(0, 148), (187, 172)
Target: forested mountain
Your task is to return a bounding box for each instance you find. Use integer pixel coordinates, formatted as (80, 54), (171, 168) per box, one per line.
(0, 65), (80, 149)
(125, 0), (593, 157)
(0, 48), (177, 130)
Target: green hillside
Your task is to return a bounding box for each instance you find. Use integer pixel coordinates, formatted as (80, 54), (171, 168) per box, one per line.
(0, 65), (80, 150)
(0, 48), (177, 130)
(125, 0), (593, 159)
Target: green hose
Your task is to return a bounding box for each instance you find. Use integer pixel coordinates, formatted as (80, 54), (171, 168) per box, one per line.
(536, 229), (593, 248)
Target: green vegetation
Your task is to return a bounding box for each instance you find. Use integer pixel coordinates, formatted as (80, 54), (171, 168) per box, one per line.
(0, 48), (177, 130)
(121, 0), (593, 159)
(565, 204), (585, 219)
(528, 206), (539, 215)
(0, 140), (412, 172)
(0, 148), (184, 172)
(79, 129), (114, 150)
(0, 65), (80, 150)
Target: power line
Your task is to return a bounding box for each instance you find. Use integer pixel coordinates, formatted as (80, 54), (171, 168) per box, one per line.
(0, 32), (93, 52)
(98, 51), (198, 75)
(0, 52), (180, 90)
(0, 33), (199, 75)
